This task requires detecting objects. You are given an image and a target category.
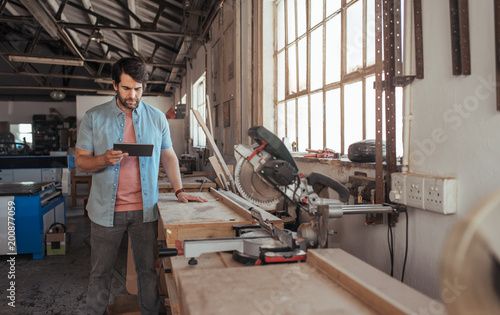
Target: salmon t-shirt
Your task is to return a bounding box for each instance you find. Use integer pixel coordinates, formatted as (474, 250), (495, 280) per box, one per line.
(115, 111), (143, 212)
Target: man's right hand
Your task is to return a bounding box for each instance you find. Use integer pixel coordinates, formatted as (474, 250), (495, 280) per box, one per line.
(103, 149), (129, 166)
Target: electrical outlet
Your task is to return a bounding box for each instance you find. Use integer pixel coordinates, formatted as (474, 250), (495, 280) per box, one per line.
(405, 174), (424, 209)
(423, 176), (457, 214)
(389, 172), (406, 204)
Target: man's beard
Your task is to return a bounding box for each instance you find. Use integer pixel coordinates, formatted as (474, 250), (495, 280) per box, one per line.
(117, 93), (140, 110)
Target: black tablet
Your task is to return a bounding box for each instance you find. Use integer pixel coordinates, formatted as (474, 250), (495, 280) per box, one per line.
(113, 143), (154, 156)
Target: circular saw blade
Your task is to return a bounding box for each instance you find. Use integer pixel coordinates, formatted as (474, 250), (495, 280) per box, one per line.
(234, 158), (282, 210)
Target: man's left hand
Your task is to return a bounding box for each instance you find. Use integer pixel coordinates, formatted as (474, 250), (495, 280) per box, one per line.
(177, 192), (208, 203)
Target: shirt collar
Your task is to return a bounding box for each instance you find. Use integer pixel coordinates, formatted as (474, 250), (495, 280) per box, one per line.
(109, 95), (144, 117)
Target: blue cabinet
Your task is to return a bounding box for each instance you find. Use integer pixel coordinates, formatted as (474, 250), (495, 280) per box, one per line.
(0, 183), (65, 259)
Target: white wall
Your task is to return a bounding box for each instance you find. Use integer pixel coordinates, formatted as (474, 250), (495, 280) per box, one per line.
(0, 100), (76, 124)
(299, 0), (500, 302)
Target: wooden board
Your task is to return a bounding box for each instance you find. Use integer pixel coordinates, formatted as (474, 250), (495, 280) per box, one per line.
(163, 252), (241, 304)
(177, 262), (378, 315)
(307, 249), (446, 315)
(158, 176), (216, 193)
(158, 189), (282, 248)
(174, 249), (445, 315)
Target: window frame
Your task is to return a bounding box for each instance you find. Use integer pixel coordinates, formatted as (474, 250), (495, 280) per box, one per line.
(190, 74), (207, 148)
(273, 0), (382, 154)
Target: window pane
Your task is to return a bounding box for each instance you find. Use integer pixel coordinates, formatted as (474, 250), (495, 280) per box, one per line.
(325, 89), (341, 152)
(298, 37), (307, 91)
(286, 99), (296, 143)
(297, 96), (309, 151)
(310, 0), (323, 28)
(277, 0), (285, 50)
(277, 51), (285, 101)
(326, 0), (341, 17)
(344, 81), (363, 152)
(288, 44), (297, 94)
(297, 0), (306, 37)
(19, 124), (32, 133)
(287, 0), (296, 43)
(326, 15), (341, 84)
(346, 0), (363, 73)
(277, 102), (286, 140)
(310, 26), (323, 91)
(366, 0), (376, 66)
(365, 76), (376, 140)
(310, 92), (323, 150)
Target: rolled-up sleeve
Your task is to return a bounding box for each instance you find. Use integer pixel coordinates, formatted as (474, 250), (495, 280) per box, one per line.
(160, 116), (172, 150)
(76, 113), (94, 152)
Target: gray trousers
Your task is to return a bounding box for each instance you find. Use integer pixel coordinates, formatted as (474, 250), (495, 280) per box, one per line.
(86, 210), (160, 315)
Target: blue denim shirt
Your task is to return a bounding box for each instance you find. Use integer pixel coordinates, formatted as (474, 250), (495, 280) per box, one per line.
(76, 96), (172, 227)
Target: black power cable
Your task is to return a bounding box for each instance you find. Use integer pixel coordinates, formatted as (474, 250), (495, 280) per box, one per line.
(387, 214), (394, 277)
(401, 210), (409, 282)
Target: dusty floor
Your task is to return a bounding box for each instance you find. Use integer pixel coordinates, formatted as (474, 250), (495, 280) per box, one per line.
(0, 199), (166, 315)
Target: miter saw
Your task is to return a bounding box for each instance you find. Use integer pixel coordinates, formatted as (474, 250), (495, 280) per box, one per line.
(233, 126), (401, 248)
(161, 126), (402, 265)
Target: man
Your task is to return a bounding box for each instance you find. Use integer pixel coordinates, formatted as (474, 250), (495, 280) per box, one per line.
(75, 57), (206, 315)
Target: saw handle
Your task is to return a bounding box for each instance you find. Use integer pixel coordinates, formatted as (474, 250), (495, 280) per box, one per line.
(158, 248), (179, 257)
(307, 172), (350, 203)
(159, 240), (184, 257)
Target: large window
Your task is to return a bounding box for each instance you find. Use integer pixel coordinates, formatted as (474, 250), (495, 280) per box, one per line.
(274, 0), (402, 155)
(190, 74), (207, 148)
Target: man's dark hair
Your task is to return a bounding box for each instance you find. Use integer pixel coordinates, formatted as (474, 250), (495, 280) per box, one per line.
(111, 57), (149, 86)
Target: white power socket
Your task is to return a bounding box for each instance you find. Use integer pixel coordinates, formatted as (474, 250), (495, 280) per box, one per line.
(405, 174), (424, 209)
(423, 176), (457, 214)
(390, 173), (457, 214)
(389, 173), (406, 204)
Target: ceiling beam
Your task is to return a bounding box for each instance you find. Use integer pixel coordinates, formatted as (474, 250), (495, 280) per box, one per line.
(3, 54), (186, 68)
(65, 1), (181, 54)
(57, 22), (193, 37)
(113, 0), (145, 28)
(0, 71), (180, 85)
(0, 85), (171, 96)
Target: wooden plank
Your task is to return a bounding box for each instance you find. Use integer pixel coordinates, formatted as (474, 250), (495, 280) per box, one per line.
(158, 192), (251, 248)
(208, 155), (227, 189)
(158, 190), (283, 247)
(307, 249), (445, 315)
(177, 262), (379, 315)
(212, 188), (284, 227)
(162, 258), (181, 315)
(174, 249), (445, 315)
(192, 109), (236, 192)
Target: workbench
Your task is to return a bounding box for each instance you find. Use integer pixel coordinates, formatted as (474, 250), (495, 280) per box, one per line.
(154, 189), (445, 315)
(158, 176), (216, 193)
(164, 249), (445, 315)
(126, 189), (282, 294)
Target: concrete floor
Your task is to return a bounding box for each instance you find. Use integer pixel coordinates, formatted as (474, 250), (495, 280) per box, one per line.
(0, 197), (166, 314)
